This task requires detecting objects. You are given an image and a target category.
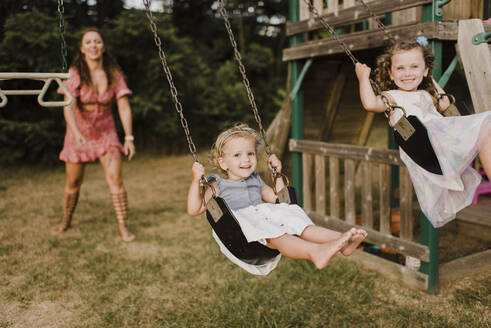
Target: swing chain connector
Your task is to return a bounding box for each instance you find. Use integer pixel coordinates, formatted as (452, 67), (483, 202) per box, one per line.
(271, 167), (290, 195)
(436, 92), (460, 117)
(381, 94), (415, 141)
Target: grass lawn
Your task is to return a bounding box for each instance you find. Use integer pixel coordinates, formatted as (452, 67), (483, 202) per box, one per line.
(0, 153), (490, 327)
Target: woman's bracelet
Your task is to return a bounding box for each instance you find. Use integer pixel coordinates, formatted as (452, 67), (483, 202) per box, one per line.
(124, 135), (134, 142)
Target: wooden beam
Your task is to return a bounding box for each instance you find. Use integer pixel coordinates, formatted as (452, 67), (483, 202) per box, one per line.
(440, 250), (491, 283)
(283, 22), (458, 61)
(289, 139), (403, 166)
(307, 210), (430, 262)
(343, 250), (428, 291)
(286, 0), (433, 36)
(457, 19), (491, 113)
(319, 64), (348, 141)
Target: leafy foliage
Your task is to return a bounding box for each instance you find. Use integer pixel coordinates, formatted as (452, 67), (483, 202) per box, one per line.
(0, 1), (287, 163)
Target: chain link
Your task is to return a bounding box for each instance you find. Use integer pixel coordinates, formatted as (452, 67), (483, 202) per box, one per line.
(143, 0), (199, 162)
(57, 0), (68, 71)
(217, 0), (272, 157)
(302, 0), (389, 96)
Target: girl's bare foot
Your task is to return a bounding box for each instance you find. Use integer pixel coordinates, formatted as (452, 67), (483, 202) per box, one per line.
(310, 230), (352, 269)
(341, 229), (367, 256)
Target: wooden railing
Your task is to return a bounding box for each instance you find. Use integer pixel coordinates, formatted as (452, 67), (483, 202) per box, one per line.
(289, 139), (430, 278)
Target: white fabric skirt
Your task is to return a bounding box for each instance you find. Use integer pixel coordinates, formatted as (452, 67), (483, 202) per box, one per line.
(233, 203), (314, 245)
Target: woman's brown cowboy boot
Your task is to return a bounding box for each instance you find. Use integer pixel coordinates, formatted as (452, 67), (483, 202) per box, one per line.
(51, 191), (79, 236)
(111, 191), (135, 242)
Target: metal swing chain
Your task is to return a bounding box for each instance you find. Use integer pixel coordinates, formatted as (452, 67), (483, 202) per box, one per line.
(57, 0), (68, 72)
(359, 0), (395, 44)
(217, 0), (272, 158)
(143, 0), (199, 163)
(302, 0), (392, 107)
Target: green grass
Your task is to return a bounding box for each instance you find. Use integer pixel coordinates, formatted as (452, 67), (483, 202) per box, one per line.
(0, 154), (490, 327)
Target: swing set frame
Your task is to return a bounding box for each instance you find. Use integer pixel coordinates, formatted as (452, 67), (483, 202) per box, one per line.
(287, 0), (490, 295)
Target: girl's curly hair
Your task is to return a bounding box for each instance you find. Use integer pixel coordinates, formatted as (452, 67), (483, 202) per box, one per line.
(375, 40), (441, 110)
(209, 123), (260, 175)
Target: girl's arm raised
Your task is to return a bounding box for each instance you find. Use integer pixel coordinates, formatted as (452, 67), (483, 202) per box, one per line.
(355, 63), (387, 113)
(187, 162), (214, 216)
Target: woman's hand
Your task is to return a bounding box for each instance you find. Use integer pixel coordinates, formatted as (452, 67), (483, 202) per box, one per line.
(355, 62), (371, 81)
(72, 132), (87, 152)
(268, 154), (282, 173)
(192, 162), (206, 182)
(124, 140), (136, 160)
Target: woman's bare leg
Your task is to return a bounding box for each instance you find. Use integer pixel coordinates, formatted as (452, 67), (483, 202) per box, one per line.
(100, 148), (135, 242)
(52, 162), (85, 235)
(268, 231), (351, 269)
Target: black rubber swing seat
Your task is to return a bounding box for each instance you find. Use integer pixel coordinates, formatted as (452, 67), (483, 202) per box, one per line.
(394, 115), (443, 175)
(206, 197), (280, 265)
(206, 186), (299, 266)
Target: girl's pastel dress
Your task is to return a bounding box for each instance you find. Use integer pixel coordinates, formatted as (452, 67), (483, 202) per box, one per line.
(386, 90), (491, 227)
(57, 67), (132, 163)
(208, 172), (314, 275)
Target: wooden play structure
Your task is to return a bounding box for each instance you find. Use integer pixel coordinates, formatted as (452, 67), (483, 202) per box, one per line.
(279, 0), (491, 294)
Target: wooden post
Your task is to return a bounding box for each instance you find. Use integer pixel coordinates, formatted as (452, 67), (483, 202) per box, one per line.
(379, 163), (392, 234)
(344, 159), (356, 223)
(315, 155), (326, 214)
(303, 153), (313, 211)
(290, 0), (304, 206)
(361, 162), (374, 228)
(329, 156), (341, 218)
(420, 1), (441, 295)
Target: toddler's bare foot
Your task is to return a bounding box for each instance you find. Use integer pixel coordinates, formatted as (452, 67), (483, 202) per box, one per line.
(341, 228), (367, 256)
(311, 230), (351, 269)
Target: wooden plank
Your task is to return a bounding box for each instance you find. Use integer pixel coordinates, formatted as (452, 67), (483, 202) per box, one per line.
(379, 163), (392, 234)
(283, 22), (458, 61)
(315, 155), (326, 215)
(457, 19), (491, 113)
(286, 0), (433, 36)
(307, 210), (430, 262)
(289, 139), (403, 166)
(356, 112), (375, 146)
(361, 162), (374, 228)
(344, 159), (356, 224)
(303, 153), (313, 211)
(392, 7), (422, 26)
(329, 156), (341, 218)
(440, 250), (491, 283)
(343, 250), (428, 291)
(399, 166), (414, 240)
(320, 65), (348, 141)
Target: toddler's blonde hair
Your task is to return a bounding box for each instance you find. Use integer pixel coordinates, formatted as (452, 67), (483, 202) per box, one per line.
(209, 123), (260, 174)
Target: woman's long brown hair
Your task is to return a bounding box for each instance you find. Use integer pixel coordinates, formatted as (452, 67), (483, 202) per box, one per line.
(71, 27), (122, 88)
(374, 41), (441, 111)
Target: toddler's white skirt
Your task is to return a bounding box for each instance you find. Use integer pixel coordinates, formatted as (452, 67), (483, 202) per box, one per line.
(211, 203), (314, 275)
